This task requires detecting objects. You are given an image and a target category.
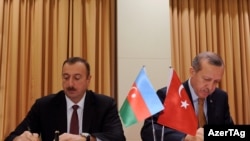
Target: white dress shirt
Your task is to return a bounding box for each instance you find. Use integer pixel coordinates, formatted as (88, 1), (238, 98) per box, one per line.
(65, 94), (85, 133)
(65, 93), (102, 141)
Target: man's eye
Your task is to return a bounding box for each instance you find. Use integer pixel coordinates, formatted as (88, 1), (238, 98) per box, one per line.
(74, 75), (81, 80)
(204, 78), (210, 81)
(63, 75), (70, 80)
(63, 77), (69, 80)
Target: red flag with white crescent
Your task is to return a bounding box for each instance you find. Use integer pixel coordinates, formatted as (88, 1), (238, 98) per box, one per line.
(157, 68), (198, 136)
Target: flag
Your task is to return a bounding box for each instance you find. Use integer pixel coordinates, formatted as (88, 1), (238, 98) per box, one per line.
(157, 68), (198, 135)
(119, 67), (164, 127)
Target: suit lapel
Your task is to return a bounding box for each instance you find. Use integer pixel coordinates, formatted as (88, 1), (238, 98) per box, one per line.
(82, 90), (95, 132)
(54, 91), (68, 133)
(206, 93), (216, 124)
(183, 80), (195, 108)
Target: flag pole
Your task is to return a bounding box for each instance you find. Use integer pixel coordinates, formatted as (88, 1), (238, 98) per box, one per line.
(161, 126), (164, 141)
(151, 117), (156, 141)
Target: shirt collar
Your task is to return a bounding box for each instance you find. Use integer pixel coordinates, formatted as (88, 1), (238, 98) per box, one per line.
(188, 78), (199, 102)
(65, 93), (86, 110)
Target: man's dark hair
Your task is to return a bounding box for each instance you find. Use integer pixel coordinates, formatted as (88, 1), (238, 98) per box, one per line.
(192, 52), (224, 71)
(62, 57), (90, 76)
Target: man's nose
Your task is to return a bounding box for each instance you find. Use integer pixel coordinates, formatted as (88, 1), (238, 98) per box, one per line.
(68, 78), (74, 86)
(207, 82), (216, 92)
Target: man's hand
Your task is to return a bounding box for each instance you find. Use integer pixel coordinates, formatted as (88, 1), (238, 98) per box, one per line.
(59, 133), (86, 141)
(184, 127), (204, 141)
(13, 131), (40, 141)
(196, 127), (204, 140)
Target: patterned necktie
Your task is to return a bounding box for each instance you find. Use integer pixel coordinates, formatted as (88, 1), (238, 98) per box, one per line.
(198, 98), (206, 127)
(70, 105), (79, 134)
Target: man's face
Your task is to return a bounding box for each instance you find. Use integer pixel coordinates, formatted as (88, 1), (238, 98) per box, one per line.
(190, 60), (224, 99)
(62, 62), (91, 103)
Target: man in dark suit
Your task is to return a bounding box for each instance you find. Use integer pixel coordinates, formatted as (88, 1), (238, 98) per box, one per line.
(5, 57), (126, 141)
(141, 52), (234, 141)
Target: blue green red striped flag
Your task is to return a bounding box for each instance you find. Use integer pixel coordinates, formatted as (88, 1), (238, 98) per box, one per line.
(119, 67), (164, 127)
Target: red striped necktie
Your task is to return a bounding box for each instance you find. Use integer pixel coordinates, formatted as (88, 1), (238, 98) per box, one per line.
(70, 105), (79, 134)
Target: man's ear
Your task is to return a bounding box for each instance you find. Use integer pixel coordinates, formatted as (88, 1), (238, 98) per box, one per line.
(189, 67), (195, 76)
(87, 75), (92, 80)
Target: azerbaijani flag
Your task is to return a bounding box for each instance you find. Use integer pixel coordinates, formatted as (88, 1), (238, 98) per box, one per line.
(119, 67), (164, 127)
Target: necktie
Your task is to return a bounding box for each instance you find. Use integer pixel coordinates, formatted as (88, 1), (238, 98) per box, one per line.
(70, 105), (79, 134)
(198, 98), (206, 127)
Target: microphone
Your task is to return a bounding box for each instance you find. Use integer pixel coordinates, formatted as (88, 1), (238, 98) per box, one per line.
(54, 130), (60, 141)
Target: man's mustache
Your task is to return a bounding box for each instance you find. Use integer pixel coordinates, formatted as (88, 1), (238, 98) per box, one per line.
(67, 87), (76, 91)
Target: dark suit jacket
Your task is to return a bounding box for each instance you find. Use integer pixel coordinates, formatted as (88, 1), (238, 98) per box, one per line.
(5, 90), (126, 141)
(141, 80), (234, 141)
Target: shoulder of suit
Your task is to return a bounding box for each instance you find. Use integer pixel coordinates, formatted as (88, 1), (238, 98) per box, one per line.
(35, 90), (64, 103)
(209, 88), (228, 99)
(87, 90), (115, 101)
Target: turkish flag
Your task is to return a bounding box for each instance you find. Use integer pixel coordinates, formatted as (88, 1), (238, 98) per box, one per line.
(157, 68), (198, 136)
